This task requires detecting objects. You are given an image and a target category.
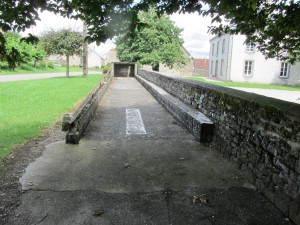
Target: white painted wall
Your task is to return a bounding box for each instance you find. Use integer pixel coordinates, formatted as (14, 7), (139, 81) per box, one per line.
(209, 34), (232, 81)
(209, 34), (300, 85)
(288, 63), (300, 86)
(88, 51), (105, 68)
(229, 35), (281, 84)
(68, 47), (105, 68)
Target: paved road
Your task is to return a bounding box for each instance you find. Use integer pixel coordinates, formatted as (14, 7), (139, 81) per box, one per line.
(6, 78), (293, 225)
(198, 77), (300, 104)
(231, 87), (300, 104)
(0, 71), (102, 82)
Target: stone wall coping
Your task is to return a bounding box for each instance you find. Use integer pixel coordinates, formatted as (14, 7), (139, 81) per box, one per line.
(62, 73), (113, 144)
(138, 69), (300, 117)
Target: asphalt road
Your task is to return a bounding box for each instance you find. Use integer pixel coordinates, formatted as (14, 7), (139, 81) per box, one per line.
(5, 78), (293, 225)
(231, 87), (300, 104)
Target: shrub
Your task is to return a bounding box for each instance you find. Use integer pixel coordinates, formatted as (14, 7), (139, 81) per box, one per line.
(39, 61), (47, 68)
(47, 61), (55, 69)
(0, 61), (9, 70)
(101, 64), (111, 74)
(20, 64), (34, 71)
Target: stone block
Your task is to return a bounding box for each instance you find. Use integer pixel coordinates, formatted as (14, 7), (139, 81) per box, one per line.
(241, 164), (255, 183)
(296, 160), (300, 174)
(263, 185), (275, 202)
(255, 178), (266, 192)
(274, 189), (291, 215)
(289, 201), (300, 225)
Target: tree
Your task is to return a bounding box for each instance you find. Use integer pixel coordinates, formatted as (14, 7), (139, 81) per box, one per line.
(1, 1), (300, 63)
(116, 9), (186, 71)
(40, 29), (83, 77)
(1, 32), (45, 70)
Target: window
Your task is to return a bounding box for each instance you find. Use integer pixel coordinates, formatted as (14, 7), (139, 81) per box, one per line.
(244, 61), (253, 76)
(212, 44), (215, 56)
(211, 61), (214, 75)
(280, 62), (289, 78)
(222, 39), (225, 54)
(246, 43), (255, 53)
(216, 41), (219, 55)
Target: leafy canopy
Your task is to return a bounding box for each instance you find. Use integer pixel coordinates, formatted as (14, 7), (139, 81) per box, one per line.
(0, 0), (300, 63)
(116, 9), (186, 71)
(40, 29), (83, 57)
(40, 29), (83, 77)
(2, 32), (45, 70)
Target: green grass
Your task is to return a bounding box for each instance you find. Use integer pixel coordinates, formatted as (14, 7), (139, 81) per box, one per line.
(0, 74), (103, 161)
(0, 66), (85, 75)
(188, 77), (300, 91)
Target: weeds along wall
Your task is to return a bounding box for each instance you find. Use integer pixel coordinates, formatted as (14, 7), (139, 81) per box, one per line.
(137, 69), (300, 225)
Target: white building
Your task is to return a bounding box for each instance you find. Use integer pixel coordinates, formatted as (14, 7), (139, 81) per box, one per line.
(209, 34), (300, 86)
(48, 46), (105, 68)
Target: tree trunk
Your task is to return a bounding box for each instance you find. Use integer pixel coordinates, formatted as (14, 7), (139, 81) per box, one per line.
(82, 23), (88, 78)
(152, 64), (159, 71)
(66, 55), (70, 78)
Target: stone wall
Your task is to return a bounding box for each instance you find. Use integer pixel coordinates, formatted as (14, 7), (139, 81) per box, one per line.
(137, 69), (300, 224)
(112, 62), (136, 77)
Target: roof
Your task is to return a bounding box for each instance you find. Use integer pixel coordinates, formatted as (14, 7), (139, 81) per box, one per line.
(181, 46), (192, 58)
(88, 47), (105, 60)
(193, 58), (209, 70)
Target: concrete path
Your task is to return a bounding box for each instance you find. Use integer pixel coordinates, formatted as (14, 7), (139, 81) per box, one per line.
(0, 71), (102, 82)
(6, 78), (292, 225)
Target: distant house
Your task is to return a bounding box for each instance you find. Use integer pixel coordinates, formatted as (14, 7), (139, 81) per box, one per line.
(47, 46), (105, 68)
(192, 58), (209, 76)
(209, 34), (300, 85)
(104, 48), (119, 64)
(142, 46), (195, 76)
(85, 46), (105, 68)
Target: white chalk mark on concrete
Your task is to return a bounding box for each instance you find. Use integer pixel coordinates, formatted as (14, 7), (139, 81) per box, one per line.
(126, 109), (146, 136)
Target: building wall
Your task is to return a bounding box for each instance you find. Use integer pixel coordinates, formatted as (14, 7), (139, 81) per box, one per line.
(105, 48), (119, 64)
(288, 63), (300, 86)
(68, 55), (81, 67)
(230, 35), (283, 84)
(63, 51), (105, 68)
(209, 34), (300, 85)
(88, 52), (105, 68)
(141, 47), (194, 77)
(209, 34), (231, 81)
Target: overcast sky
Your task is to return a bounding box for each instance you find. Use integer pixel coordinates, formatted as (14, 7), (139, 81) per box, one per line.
(24, 11), (214, 58)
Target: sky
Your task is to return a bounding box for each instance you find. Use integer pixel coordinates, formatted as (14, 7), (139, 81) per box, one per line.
(23, 11), (214, 58)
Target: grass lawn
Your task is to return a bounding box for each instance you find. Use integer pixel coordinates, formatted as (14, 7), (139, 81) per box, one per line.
(0, 74), (103, 161)
(188, 77), (300, 92)
(0, 66), (102, 75)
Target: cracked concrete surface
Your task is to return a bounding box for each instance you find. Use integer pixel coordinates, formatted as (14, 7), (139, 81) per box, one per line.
(6, 78), (294, 225)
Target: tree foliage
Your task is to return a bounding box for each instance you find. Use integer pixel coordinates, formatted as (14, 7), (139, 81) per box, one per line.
(116, 9), (186, 71)
(40, 29), (83, 77)
(0, 0), (300, 63)
(1, 32), (45, 70)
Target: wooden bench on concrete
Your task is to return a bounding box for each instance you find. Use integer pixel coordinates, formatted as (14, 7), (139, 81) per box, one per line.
(136, 75), (214, 143)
